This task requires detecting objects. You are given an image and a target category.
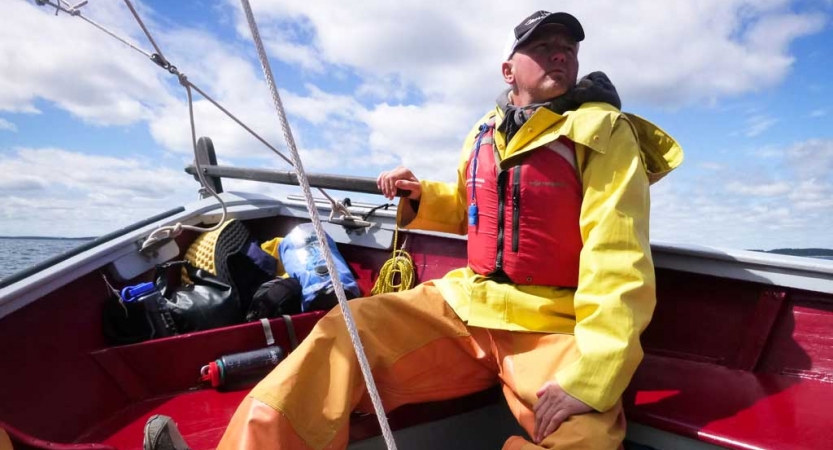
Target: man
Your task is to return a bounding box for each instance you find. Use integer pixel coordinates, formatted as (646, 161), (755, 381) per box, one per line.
(372, 11), (681, 448)
(148, 10), (682, 450)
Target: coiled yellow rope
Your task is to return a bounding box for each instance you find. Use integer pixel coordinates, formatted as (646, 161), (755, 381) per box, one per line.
(371, 228), (415, 295)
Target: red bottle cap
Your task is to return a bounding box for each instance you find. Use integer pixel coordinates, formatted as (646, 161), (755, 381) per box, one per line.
(200, 361), (222, 388)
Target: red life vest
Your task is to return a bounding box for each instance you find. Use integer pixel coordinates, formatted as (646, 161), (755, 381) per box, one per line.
(465, 122), (583, 287)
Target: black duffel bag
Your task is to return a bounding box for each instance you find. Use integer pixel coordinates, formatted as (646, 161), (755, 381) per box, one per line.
(158, 260), (242, 334)
(103, 260), (242, 344)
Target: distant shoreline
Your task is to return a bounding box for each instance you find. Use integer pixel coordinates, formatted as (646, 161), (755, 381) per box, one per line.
(761, 248), (833, 257)
(0, 236), (96, 241)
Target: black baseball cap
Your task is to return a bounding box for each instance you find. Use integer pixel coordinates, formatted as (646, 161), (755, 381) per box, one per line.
(505, 11), (585, 59)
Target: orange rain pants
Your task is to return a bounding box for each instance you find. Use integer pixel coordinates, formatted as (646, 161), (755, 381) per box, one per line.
(0, 429), (12, 450)
(218, 283), (625, 450)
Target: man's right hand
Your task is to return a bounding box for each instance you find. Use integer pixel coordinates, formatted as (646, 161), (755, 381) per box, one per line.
(376, 166), (422, 201)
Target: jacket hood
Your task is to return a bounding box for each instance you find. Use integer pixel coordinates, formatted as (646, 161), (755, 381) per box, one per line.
(493, 103), (683, 185)
(623, 112), (683, 185)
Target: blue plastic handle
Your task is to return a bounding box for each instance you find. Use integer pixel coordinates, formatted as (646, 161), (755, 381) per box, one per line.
(121, 282), (156, 303)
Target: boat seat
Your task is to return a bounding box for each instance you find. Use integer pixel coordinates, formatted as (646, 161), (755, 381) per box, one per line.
(623, 354), (833, 450)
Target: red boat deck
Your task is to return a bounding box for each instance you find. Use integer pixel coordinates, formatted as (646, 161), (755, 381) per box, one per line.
(2, 220), (832, 449)
(83, 389), (247, 450)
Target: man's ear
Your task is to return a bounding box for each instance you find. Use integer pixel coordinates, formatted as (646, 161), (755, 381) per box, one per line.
(502, 61), (514, 84)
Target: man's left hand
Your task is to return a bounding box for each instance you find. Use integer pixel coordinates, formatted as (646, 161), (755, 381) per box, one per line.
(533, 381), (593, 443)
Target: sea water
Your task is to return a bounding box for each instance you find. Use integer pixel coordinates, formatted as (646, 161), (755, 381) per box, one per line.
(0, 237), (93, 280)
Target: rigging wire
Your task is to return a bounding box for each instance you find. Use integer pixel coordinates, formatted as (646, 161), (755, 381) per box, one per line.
(33, 0), (361, 249)
(121, 0), (167, 63)
(39, 0), (152, 58)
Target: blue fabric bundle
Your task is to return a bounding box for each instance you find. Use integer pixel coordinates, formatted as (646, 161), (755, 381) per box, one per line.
(279, 223), (360, 311)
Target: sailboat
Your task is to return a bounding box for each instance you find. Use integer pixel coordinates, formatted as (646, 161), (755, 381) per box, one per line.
(2, 1), (832, 450)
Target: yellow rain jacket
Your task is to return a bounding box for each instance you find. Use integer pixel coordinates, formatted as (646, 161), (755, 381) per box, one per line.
(397, 102), (683, 411)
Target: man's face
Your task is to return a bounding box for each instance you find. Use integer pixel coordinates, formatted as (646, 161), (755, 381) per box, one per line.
(503, 26), (579, 106)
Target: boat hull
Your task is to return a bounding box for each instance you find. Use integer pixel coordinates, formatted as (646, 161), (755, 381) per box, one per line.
(2, 194), (832, 449)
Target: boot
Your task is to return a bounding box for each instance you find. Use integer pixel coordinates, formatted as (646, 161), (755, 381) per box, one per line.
(143, 415), (191, 450)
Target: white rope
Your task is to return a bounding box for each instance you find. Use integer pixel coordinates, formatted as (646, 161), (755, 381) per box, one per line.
(136, 77), (233, 250)
(116, 22), (230, 248)
(237, 1), (398, 449)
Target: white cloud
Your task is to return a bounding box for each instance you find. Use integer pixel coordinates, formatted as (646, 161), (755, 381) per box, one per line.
(0, 118), (17, 132)
(364, 102), (474, 180)
(2, 1), (305, 162)
(808, 109), (828, 118)
(743, 115), (779, 137)
(0, 147), (191, 199)
(0, 1), (175, 125)
(283, 85), (365, 126)
(727, 181), (791, 196)
(750, 145), (785, 158)
(786, 139), (833, 179)
(355, 76), (410, 102)
(234, 0), (826, 108)
(142, 26), (290, 158)
(650, 178), (825, 249)
(143, 29), (375, 168)
(218, 0), (829, 192)
(789, 179), (833, 211)
(2, 0), (831, 250)
(699, 162), (725, 171)
(264, 36), (326, 74)
(650, 137), (833, 249)
(0, 147), (195, 236)
(0, 175), (46, 191)
(5, 1), (827, 171)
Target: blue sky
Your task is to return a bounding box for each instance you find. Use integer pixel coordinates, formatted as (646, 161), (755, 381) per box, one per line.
(1, 0), (832, 251)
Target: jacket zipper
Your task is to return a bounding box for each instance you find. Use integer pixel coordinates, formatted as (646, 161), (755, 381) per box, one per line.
(495, 170), (507, 272)
(512, 165), (521, 253)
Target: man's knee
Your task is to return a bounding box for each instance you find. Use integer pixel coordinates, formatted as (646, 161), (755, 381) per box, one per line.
(539, 409), (625, 450)
(318, 295), (377, 326)
(218, 397), (282, 450)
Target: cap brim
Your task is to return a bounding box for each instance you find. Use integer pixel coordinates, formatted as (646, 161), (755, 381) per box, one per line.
(515, 12), (585, 48)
